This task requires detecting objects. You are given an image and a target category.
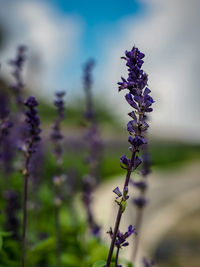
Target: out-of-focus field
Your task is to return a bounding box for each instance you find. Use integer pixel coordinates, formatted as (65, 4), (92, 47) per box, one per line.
(1, 81), (200, 266)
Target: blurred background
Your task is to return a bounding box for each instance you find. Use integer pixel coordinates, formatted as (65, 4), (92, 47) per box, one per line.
(0, 0), (200, 266)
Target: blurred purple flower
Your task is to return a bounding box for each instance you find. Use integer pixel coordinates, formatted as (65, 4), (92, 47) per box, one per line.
(143, 257), (155, 267)
(9, 45), (27, 110)
(82, 59), (102, 237)
(0, 89), (13, 172)
(51, 91), (66, 164)
(24, 96), (41, 145)
(83, 59), (95, 120)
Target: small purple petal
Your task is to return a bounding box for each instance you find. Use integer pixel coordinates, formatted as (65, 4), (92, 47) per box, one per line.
(113, 187), (122, 198)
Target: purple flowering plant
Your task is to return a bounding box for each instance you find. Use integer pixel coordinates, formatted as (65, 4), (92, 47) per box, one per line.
(82, 59), (102, 236)
(21, 96), (41, 267)
(0, 44), (159, 267)
(105, 46), (154, 267)
(9, 45), (27, 111)
(50, 90), (66, 267)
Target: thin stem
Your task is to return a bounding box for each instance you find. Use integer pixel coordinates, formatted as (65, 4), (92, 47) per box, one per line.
(106, 151), (136, 267)
(115, 247), (120, 267)
(55, 206), (61, 267)
(21, 141), (32, 267)
(21, 173), (28, 267)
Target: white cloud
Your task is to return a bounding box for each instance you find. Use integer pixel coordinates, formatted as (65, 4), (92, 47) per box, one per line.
(0, 0), (83, 98)
(101, 0), (200, 141)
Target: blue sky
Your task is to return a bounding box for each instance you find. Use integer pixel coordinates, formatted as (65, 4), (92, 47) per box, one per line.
(45, 0), (145, 87)
(50, 0), (142, 23)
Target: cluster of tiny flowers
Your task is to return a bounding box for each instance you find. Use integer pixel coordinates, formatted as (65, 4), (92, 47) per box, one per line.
(118, 47), (154, 162)
(51, 91), (66, 163)
(9, 45), (27, 108)
(53, 91), (65, 120)
(51, 91), (66, 207)
(24, 96), (41, 154)
(108, 225), (136, 249)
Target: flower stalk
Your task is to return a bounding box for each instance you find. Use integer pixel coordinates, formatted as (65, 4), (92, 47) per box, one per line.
(51, 91), (66, 267)
(82, 59), (102, 236)
(21, 96), (41, 267)
(106, 46), (154, 266)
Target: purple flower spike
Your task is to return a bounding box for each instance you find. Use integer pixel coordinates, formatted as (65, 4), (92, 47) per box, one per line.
(24, 96), (41, 144)
(51, 91), (66, 163)
(9, 45), (27, 110)
(82, 59), (102, 237)
(106, 46), (154, 266)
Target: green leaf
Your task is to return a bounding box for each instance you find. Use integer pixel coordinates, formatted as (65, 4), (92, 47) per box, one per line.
(121, 200), (127, 213)
(92, 260), (106, 267)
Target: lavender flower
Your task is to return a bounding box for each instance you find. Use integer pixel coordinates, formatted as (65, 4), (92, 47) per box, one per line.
(50, 91), (66, 267)
(106, 46), (154, 267)
(9, 45), (27, 110)
(0, 90), (13, 172)
(82, 60), (102, 236)
(108, 225), (136, 266)
(83, 59), (95, 120)
(51, 91), (66, 165)
(21, 96), (41, 267)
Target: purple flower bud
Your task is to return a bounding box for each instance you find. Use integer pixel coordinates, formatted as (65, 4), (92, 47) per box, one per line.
(133, 196), (148, 208)
(24, 96), (41, 148)
(111, 225), (136, 249)
(132, 180), (147, 191)
(133, 156), (142, 170)
(128, 136), (147, 148)
(128, 111), (137, 120)
(125, 93), (138, 110)
(120, 154), (130, 167)
(127, 120), (138, 133)
(24, 96), (38, 107)
(113, 187), (122, 198)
